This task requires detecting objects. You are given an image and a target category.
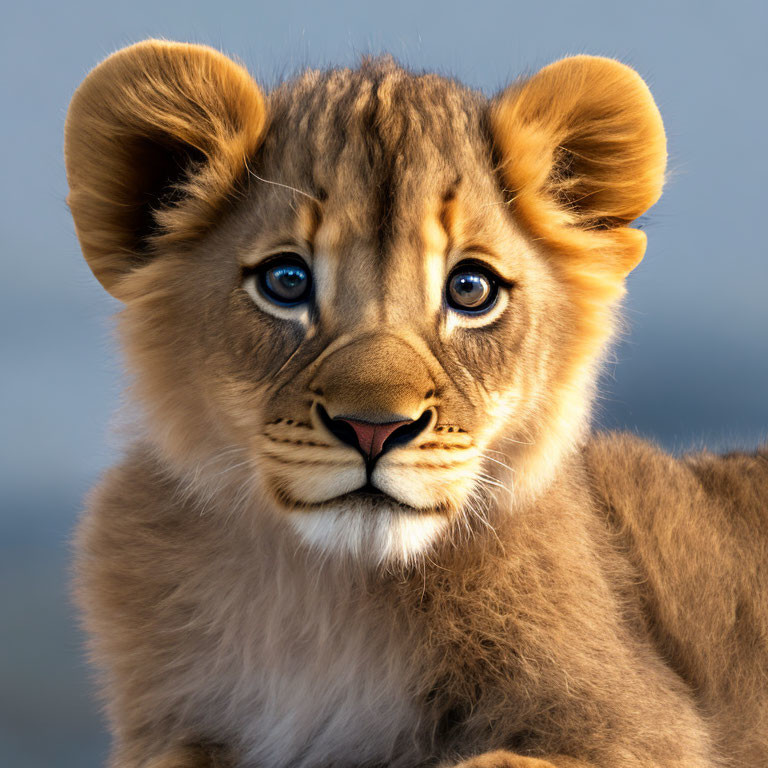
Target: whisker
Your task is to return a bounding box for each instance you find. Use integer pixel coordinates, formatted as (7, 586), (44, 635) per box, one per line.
(481, 453), (515, 473)
(501, 436), (536, 446)
(247, 169), (319, 202)
(460, 485), (506, 551)
(475, 473), (507, 491)
(207, 459), (255, 481)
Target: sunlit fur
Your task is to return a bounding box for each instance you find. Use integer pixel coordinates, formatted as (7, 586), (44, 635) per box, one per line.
(66, 41), (767, 768)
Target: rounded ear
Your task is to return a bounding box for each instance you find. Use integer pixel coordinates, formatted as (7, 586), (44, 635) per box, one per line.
(64, 40), (266, 298)
(491, 55), (666, 278)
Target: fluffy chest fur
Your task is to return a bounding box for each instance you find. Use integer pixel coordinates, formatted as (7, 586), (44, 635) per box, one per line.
(205, 552), (426, 768)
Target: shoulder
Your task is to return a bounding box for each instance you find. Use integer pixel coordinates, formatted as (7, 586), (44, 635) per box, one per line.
(582, 432), (683, 507)
(583, 431), (768, 504)
(581, 431), (768, 542)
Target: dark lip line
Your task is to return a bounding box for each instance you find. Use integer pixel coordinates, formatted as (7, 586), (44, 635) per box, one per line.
(318, 483), (415, 509)
(275, 482), (428, 514)
(344, 483), (393, 501)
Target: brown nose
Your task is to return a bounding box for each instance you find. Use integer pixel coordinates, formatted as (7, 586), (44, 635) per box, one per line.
(319, 407), (432, 463)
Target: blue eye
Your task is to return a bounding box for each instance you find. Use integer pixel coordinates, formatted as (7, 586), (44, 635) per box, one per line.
(257, 255), (312, 306)
(446, 263), (498, 313)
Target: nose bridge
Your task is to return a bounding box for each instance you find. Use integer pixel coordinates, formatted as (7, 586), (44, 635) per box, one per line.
(311, 334), (435, 422)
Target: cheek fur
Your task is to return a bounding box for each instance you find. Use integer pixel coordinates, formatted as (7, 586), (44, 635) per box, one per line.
(222, 289), (308, 383)
(445, 289), (531, 396)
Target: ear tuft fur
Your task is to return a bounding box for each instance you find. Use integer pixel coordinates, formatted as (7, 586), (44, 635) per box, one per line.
(65, 39), (266, 297)
(491, 55), (667, 283)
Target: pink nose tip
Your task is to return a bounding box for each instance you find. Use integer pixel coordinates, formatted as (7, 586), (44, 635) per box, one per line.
(336, 418), (411, 460)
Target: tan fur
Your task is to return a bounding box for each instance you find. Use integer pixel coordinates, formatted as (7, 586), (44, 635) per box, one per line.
(65, 41), (767, 768)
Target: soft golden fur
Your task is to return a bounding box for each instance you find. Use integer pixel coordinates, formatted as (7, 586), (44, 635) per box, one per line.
(65, 40), (767, 768)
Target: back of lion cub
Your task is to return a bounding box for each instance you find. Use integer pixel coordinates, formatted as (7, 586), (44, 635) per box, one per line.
(65, 40), (767, 768)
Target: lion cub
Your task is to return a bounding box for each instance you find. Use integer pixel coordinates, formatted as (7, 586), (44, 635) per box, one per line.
(65, 40), (767, 768)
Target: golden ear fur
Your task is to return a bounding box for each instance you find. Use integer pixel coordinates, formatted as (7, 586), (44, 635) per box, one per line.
(64, 40), (266, 297)
(491, 55), (667, 285)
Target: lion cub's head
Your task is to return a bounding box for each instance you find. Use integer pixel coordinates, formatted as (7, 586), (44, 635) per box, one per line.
(65, 41), (665, 565)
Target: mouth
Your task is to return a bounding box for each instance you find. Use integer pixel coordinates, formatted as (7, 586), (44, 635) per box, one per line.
(330, 481), (421, 511)
(338, 482), (412, 507)
(272, 478), (423, 514)
(346, 482), (387, 499)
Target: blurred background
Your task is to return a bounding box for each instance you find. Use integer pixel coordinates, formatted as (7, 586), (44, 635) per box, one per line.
(2, 1), (767, 765)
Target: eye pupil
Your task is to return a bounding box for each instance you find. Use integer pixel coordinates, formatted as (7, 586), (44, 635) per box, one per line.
(447, 267), (496, 312)
(272, 267), (303, 291)
(258, 255), (311, 305)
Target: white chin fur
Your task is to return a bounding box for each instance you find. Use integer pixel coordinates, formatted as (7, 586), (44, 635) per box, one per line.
(287, 504), (448, 566)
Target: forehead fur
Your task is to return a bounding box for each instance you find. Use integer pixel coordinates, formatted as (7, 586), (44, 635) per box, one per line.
(260, 58), (491, 223)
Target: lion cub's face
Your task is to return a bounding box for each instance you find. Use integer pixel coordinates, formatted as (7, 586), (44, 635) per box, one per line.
(65, 43), (666, 565)
(176, 66), (566, 562)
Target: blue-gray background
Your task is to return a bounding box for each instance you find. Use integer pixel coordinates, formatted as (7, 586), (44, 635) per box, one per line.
(2, 1), (767, 765)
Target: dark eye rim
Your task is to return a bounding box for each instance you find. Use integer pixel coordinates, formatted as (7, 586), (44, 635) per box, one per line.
(250, 252), (313, 307)
(445, 260), (507, 314)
